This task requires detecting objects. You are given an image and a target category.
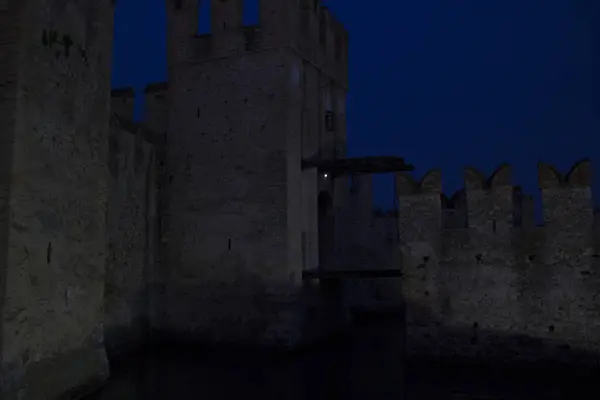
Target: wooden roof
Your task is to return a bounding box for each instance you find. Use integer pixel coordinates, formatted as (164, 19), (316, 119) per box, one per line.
(301, 156), (414, 177)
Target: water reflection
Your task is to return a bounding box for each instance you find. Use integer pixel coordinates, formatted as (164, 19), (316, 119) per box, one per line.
(86, 315), (598, 399)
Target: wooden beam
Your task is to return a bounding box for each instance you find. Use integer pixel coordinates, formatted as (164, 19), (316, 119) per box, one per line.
(303, 269), (403, 279)
(301, 156), (414, 177)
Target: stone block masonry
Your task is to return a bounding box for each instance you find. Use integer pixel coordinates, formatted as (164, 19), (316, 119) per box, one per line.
(159, 0), (349, 346)
(104, 113), (159, 358)
(2, 1), (598, 397)
(0, 0), (116, 398)
(0, 0), (353, 396)
(397, 160), (600, 364)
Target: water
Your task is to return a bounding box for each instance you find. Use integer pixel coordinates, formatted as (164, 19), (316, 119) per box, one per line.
(85, 315), (599, 399)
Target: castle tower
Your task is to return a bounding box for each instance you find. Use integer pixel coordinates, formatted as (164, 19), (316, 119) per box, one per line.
(0, 1), (115, 397)
(161, 0), (348, 344)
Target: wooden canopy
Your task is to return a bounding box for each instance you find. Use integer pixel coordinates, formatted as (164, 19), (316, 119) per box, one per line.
(301, 156), (414, 177)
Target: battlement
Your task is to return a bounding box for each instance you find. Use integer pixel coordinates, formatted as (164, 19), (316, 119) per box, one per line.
(143, 82), (169, 135)
(111, 86), (135, 120)
(295, 2), (349, 85)
(401, 162), (599, 364)
(110, 114), (162, 147)
(538, 159), (592, 188)
(395, 169), (442, 195)
(110, 83), (169, 138)
(166, 0), (347, 86)
(395, 159), (594, 236)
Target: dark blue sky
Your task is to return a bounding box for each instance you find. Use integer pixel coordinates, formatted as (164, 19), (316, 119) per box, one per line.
(112, 0), (600, 213)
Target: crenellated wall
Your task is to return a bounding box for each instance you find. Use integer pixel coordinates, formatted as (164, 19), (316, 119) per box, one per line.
(6, 5), (599, 395)
(441, 189), (467, 229)
(166, 0), (347, 88)
(104, 82), (600, 364)
(397, 160), (600, 364)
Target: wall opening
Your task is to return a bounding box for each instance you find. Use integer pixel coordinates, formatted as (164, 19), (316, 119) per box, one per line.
(242, 0), (259, 26)
(318, 191), (334, 269)
(198, 0), (211, 34)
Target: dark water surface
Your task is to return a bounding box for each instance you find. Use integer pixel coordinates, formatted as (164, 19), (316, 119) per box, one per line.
(85, 316), (600, 399)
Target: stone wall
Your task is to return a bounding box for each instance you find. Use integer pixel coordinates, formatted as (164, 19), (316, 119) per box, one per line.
(163, 43), (302, 345)
(0, 3), (22, 395)
(0, 0), (351, 396)
(0, 0), (115, 398)
(104, 114), (158, 357)
(398, 160), (600, 364)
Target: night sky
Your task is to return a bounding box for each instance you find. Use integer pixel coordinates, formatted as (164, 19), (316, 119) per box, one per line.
(112, 0), (600, 216)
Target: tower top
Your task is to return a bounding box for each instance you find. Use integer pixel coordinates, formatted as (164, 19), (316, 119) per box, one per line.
(166, 0), (348, 86)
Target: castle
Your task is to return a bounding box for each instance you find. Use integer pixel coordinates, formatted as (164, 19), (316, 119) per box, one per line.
(1, 0), (357, 398)
(0, 0), (598, 398)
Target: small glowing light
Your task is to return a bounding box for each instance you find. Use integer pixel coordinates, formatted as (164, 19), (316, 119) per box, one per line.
(323, 173), (328, 179)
